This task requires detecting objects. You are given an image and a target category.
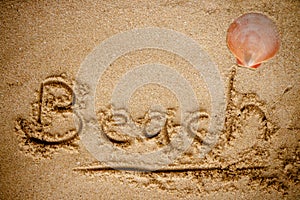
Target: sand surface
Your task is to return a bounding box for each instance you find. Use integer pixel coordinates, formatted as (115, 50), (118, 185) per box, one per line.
(1, 0), (299, 199)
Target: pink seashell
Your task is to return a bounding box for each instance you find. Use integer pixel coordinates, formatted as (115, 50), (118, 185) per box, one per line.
(227, 13), (280, 68)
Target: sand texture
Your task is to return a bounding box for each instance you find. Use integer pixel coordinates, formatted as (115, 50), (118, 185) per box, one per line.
(1, 0), (299, 199)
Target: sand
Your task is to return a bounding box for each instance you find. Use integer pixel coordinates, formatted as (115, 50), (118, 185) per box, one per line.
(1, 0), (299, 199)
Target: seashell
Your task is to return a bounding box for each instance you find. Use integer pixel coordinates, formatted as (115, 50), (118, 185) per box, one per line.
(227, 13), (280, 68)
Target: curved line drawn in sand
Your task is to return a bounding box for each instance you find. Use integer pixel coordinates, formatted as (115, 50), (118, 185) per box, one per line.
(15, 75), (81, 158)
(74, 27), (226, 171)
(143, 108), (167, 139)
